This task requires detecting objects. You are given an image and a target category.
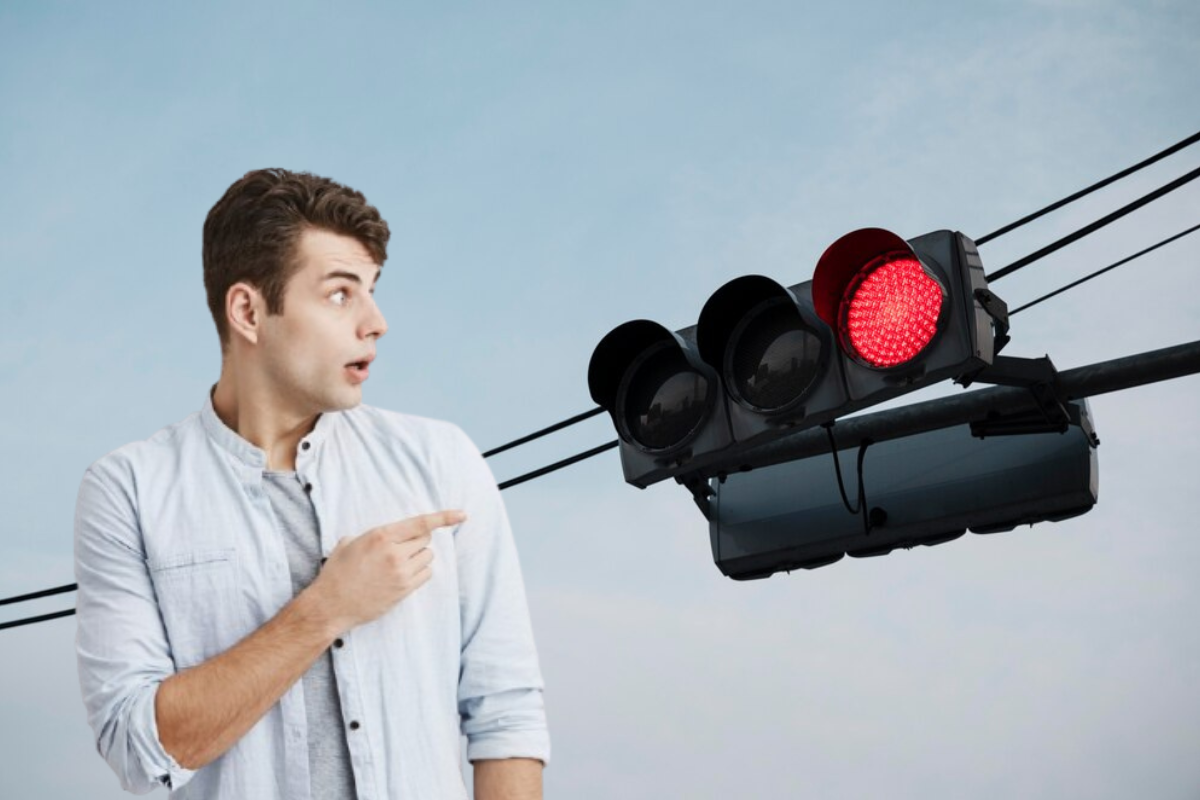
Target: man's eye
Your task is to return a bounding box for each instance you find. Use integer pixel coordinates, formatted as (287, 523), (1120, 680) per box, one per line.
(331, 289), (350, 305)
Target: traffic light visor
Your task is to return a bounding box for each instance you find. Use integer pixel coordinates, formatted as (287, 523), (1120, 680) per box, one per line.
(697, 276), (824, 414)
(588, 319), (718, 454)
(813, 228), (946, 369)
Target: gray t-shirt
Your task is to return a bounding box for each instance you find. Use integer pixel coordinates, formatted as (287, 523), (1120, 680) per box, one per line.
(263, 470), (357, 800)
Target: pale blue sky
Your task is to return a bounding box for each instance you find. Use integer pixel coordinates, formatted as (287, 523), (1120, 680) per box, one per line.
(2, 2), (1198, 798)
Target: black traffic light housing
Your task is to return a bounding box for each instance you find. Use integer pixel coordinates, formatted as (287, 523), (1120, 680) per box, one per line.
(583, 225), (1103, 582)
(812, 228), (995, 404)
(587, 319), (734, 488)
(695, 275), (850, 446)
(587, 227), (1006, 492)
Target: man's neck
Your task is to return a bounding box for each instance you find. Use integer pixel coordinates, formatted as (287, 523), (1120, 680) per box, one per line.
(211, 377), (319, 472)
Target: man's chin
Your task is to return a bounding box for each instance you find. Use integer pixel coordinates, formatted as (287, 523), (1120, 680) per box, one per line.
(323, 386), (364, 412)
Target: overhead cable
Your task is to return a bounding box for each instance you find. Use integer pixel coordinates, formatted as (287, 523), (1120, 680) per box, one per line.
(1009, 222), (1200, 316)
(0, 583), (76, 606)
(976, 129), (1200, 245)
(985, 163), (1200, 283)
(482, 407), (604, 458)
(497, 440), (618, 490)
(0, 608), (76, 631)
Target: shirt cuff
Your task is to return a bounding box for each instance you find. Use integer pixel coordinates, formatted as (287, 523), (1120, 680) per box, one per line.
(466, 727), (551, 766)
(135, 681), (198, 791)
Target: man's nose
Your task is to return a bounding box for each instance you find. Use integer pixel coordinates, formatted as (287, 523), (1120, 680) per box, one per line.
(363, 296), (388, 340)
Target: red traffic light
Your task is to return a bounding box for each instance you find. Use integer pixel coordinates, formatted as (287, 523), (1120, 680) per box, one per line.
(813, 228), (947, 369)
(843, 255), (944, 367)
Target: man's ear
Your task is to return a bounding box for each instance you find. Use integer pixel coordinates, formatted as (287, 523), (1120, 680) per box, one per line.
(226, 282), (264, 346)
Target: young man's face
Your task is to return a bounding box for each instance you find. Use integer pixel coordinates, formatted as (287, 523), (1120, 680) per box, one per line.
(256, 227), (387, 416)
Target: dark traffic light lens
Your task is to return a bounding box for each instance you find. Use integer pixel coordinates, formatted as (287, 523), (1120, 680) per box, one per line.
(727, 299), (822, 411)
(622, 344), (711, 451)
(841, 255), (944, 368)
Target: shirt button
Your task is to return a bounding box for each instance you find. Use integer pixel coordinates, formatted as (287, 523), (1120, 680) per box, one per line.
(334, 638), (345, 648)
(301, 441), (311, 451)
(349, 720), (360, 731)
(304, 482), (313, 493)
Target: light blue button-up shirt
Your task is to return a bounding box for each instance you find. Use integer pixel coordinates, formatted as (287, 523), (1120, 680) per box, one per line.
(74, 390), (550, 798)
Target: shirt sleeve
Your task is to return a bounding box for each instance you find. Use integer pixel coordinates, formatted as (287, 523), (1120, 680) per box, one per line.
(448, 424), (551, 766)
(74, 463), (198, 793)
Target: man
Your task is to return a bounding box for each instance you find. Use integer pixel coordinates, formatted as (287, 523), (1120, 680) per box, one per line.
(74, 168), (549, 798)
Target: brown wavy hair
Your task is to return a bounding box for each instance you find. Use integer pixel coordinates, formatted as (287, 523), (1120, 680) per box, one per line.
(203, 168), (391, 354)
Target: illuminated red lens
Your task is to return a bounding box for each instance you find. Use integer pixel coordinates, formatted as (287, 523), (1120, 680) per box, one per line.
(842, 256), (943, 368)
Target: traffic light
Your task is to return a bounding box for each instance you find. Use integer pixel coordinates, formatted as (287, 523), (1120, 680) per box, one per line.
(587, 228), (1003, 489)
(587, 319), (735, 488)
(694, 274), (849, 447)
(811, 227), (996, 404)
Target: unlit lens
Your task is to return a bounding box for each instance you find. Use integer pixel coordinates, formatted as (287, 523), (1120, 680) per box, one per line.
(729, 302), (821, 411)
(623, 346), (710, 450)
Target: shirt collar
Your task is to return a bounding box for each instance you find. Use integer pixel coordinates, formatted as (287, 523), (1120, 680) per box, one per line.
(200, 384), (340, 471)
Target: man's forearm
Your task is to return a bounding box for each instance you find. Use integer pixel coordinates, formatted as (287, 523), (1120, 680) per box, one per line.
(155, 586), (339, 770)
(474, 757), (544, 800)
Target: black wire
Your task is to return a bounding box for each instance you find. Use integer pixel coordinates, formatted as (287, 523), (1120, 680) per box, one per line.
(986, 164), (1200, 283)
(854, 441), (872, 535)
(0, 582), (76, 606)
(497, 440), (619, 490)
(482, 407), (605, 458)
(0, 608), (76, 631)
(1010, 222), (1200, 316)
(822, 424), (874, 534)
(823, 424), (861, 514)
(976, 130), (1200, 246)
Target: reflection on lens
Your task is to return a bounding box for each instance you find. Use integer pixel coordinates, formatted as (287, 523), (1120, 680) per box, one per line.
(729, 301), (821, 411)
(623, 345), (710, 451)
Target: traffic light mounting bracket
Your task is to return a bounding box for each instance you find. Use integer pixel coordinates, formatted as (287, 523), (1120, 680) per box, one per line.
(960, 354), (1099, 445)
(677, 472), (716, 520)
(972, 287), (1011, 354)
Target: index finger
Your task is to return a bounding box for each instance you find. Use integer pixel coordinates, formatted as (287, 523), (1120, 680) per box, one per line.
(390, 510), (468, 541)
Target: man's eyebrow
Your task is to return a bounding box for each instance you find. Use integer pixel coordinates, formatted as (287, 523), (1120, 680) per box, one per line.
(321, 268), (382, 285)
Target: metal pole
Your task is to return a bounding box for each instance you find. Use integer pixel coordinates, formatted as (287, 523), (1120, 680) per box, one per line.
(721, 340), (1200, 474)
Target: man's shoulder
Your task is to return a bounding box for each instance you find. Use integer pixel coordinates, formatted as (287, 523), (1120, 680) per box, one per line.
(82, 410), (203, 486)
(339, 405), (488, 501)
(342, 403), (473, 454)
